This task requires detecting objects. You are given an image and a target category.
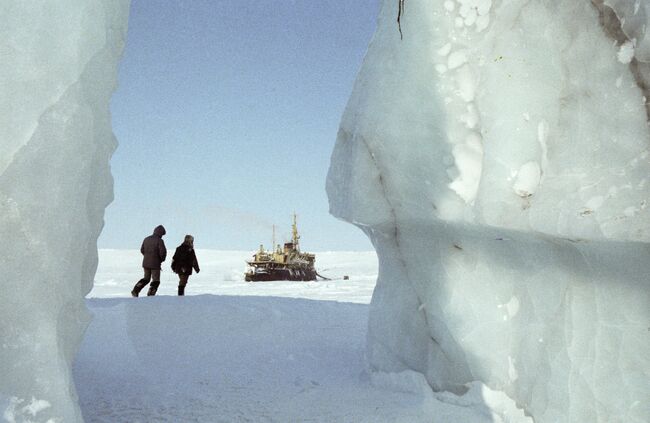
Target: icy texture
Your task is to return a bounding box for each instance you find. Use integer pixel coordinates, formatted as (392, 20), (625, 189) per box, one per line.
(327, 0), (650, 422)
(604, 0), (650, 61)
(0, 2), (129, 421)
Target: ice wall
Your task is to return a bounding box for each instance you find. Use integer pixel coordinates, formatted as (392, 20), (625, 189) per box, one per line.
(0, 2), (129, 421)
(327, 0), (650, 422)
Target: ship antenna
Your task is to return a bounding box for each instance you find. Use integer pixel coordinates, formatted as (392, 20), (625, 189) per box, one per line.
(272, 224), (276, 252)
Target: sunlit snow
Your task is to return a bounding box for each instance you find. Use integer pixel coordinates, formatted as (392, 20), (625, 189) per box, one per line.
(74, 250), (529, 422)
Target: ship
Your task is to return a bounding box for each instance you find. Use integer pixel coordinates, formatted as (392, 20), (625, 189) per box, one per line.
(245, 214), (317, 282)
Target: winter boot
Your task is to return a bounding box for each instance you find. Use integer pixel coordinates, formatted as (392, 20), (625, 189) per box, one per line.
(178, 285), (185, 296)
(131, 279), (148, 297)
(147, 280), (160, 296)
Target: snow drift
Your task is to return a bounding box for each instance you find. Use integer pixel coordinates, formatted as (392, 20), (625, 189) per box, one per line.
(0, 2), (129, 421)
(327, 0), (650, 422)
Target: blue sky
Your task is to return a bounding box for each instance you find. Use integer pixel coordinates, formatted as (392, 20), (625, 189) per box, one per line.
(100, 0), (379, 251)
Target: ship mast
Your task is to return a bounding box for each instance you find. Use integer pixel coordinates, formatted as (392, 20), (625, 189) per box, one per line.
(292, 212), (300, 249)
(272, 224), (276, 252)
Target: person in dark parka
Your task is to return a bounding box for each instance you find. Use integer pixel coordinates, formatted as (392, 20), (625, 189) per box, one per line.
(171, 235), (200, 296)
(131, 225), (167, 297)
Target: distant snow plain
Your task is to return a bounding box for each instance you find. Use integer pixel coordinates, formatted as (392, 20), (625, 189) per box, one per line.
(73, 250), (530, 422)
(88, 250), (379, 302)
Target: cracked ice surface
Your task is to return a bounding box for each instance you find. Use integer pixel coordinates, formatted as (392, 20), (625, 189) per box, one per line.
(327, 0), (650, 422)
(0, 2), (129, 421)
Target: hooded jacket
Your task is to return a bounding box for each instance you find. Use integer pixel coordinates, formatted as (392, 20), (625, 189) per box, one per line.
(141, 225), (167, 269)
(171, 243), (200, 276)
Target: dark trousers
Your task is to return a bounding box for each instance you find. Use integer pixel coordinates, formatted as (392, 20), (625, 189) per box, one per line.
(132, 268), (161, 296)
(178, 274), (189, 296)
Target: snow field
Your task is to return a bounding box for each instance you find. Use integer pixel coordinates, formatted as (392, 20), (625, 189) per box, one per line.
(90, 250), (379, 303)
(74, 250), (530, 422)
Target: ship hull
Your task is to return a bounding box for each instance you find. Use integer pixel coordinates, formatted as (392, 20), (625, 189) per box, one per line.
(245, 268), (317, 282)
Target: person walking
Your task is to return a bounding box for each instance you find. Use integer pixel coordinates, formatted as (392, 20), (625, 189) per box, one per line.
(131, 225), (167, 297)
(171, 235), (200, 296)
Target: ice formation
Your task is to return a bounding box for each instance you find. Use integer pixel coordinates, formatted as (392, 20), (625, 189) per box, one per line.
(0, 1), (130, 421)
(327, 0), (650, 422)
(604, 0), (650, 61)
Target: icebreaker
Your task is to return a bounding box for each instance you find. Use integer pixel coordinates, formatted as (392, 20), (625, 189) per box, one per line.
(0, 2), (130, 421)
(327, 0), (650, 422)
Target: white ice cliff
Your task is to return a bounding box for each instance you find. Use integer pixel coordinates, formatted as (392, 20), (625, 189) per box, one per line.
(327, 0), (650, 422)
(0, 2), (129, 421)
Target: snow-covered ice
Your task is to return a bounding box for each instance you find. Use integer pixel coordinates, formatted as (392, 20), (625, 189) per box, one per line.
(74, 250), (529, 422)
(89, 250), (379, 304)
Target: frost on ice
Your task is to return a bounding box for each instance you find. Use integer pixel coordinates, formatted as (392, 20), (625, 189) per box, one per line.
(327, 0), (650, 422)
(0, 1), (129, 421)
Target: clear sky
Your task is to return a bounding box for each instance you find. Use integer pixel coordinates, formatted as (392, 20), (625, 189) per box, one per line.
(99, 0), (379, 251)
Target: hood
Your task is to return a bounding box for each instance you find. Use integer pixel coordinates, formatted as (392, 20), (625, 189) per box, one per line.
(153, 225), (166, 237)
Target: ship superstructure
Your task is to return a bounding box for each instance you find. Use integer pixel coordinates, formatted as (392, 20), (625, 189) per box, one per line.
(245, 214), (316, 282)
